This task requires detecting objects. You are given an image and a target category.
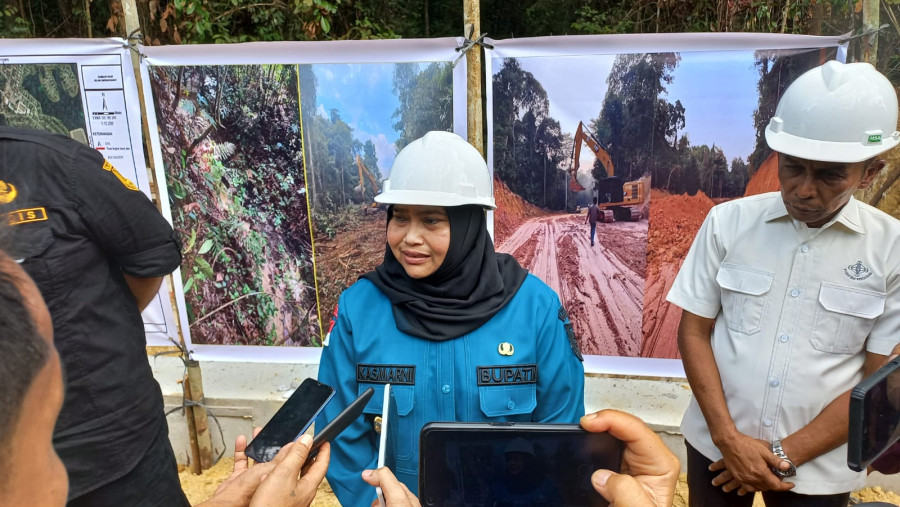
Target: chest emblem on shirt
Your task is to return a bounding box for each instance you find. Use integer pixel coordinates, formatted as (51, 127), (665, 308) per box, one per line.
(8, 207), (47, 226)
(498, 342), (514, 356)
(844, 261), (872, 281)
(477, 364), (537, 386)
(0, 181), (17, 203)
(356, 364), (415, 385)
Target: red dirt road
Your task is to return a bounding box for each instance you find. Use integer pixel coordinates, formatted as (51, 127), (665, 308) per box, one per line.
(497, 213), (647, 356)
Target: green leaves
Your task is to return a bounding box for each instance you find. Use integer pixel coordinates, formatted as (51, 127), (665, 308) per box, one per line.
(198, 239), (214, 255)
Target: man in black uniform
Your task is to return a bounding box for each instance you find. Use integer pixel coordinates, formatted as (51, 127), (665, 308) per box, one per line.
(0, 125), (188, 506)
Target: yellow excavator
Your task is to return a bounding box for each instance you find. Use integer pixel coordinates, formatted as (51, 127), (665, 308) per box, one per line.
(353, 154), (380, 212)
(571, 121), (644, 222)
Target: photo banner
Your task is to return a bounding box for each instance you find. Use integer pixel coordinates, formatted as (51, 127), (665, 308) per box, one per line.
(486, 32), (847, 377)
(0, 38), (180, 347)
(140, 38), (468, 362)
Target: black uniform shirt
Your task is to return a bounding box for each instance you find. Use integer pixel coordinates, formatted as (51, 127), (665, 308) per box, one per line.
(0, 126), (182, 498)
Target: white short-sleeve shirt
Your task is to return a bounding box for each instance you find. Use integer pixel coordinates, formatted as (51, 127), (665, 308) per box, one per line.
(667, 192), (900, 495)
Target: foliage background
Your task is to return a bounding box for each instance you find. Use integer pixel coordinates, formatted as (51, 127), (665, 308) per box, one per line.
(148, 64), (318, 346)
(2, 1), (898, 85)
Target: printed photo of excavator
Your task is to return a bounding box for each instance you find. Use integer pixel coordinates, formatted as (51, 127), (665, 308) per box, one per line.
(570, 121), (647, 222)
(490, 47), (840, 360)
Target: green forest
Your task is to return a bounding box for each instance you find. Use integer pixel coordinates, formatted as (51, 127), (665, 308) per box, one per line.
(493, 47), (828, 212)
(149, 64), (319, 346)
(3, 0), (898, 85)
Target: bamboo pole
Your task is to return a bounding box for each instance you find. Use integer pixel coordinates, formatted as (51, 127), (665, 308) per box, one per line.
(463, 0), (484, 156)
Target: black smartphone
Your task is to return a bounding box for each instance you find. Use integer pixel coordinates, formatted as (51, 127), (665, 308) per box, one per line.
(245, 378), (335, 463)
(848, 356), (900, 471)
(310, 386), (376, 458)
(419, 422), (624, 507)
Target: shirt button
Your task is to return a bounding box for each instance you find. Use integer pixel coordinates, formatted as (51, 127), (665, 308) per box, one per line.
(507, 400), (516, 410)
(769, 378), (780, 387)
(780, 334), (790, 343)
(801, 244), (809, 253)
(441, 384), (450, 394)
(764, 418), (774, 427)
(790, 289), (800, 298)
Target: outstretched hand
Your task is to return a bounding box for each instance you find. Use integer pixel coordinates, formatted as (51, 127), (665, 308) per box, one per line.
(581, 409), (680, 507)
(197, 431), (330, 507)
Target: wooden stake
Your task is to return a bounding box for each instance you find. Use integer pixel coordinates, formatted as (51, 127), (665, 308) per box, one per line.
(186, 359), (214, 470)
(182, 375), (202, 475)
(463, 0), (484, 156)
(861, 0), (880, 64)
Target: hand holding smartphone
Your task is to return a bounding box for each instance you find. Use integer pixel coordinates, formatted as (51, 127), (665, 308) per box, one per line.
(848, 356), (900, 471)
(245, 378), (335, 463)
(419, 422), (624, 507)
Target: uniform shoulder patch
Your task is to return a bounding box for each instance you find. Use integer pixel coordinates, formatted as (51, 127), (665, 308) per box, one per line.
(102, 160), (139, 191)
(559, 305), (582, 362)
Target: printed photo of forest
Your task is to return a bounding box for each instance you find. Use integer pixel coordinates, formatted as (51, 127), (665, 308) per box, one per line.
(490, 47), (834, 360)
(299, 61), (454, 327)
(148, 64), (318, 346)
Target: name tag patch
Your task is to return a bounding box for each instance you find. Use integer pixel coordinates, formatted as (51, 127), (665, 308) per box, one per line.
(8, 207), (48, 225)
(477, 364), (537, 386)
(356, 364), (416, 385)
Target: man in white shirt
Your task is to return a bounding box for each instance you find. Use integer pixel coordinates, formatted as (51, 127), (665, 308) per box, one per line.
(667, 60), (900, 507)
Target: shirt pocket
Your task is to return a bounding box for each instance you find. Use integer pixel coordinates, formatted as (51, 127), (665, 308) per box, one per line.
(715, 263), (774, 335)
(359, 383), (416, 464)
(811, 282), (885, 354)
(479, 384), (537, 418)
(8, 220), (55, 287)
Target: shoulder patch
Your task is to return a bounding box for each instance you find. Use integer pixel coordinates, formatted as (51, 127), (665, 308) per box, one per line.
(565, 321), (583, 362)
(102, 160), (139, 191)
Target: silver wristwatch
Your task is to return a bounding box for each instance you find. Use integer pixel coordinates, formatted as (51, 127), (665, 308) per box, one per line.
(770, 439), (797, 479)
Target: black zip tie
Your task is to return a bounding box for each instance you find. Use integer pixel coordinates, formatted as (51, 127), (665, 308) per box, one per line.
(453, 26), (493, 68)
(838, 23), (889, 44)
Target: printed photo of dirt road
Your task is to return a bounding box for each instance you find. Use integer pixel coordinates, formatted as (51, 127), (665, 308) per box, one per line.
(491, 47), (833, 359)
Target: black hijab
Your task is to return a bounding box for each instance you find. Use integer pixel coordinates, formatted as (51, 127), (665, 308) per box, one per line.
(362, 205), (528, 341)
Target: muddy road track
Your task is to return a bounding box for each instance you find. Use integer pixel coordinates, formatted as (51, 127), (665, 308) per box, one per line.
(497, 213), (647, 356)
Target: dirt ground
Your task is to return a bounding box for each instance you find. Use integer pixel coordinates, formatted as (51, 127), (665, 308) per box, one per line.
(179, 460), (900, 506)
(496, 212), (647, 356)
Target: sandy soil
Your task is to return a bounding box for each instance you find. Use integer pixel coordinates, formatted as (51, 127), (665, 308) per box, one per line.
(180, 460), (900, 506)
(496, 213), (647, 356)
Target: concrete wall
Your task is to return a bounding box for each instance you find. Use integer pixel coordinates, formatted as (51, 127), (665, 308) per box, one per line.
(151, 356), (900, 492)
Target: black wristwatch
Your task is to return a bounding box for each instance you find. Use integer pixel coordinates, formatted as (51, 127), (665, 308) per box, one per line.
(770, 440), (797, 479)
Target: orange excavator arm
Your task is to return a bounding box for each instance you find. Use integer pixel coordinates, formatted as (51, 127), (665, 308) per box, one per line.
(355, 155), (380, 195)
(572, 121), (615, 191)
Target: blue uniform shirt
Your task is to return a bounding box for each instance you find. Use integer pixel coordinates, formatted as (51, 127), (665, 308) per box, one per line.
(316, 274), (585, 506)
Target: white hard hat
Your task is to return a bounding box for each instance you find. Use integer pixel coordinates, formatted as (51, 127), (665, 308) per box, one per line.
(765, 60), (899, 163)
(375, 131), (496, 209)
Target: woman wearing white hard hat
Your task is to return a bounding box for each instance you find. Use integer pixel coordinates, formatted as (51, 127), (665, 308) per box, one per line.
(316, 131), (585, 507)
